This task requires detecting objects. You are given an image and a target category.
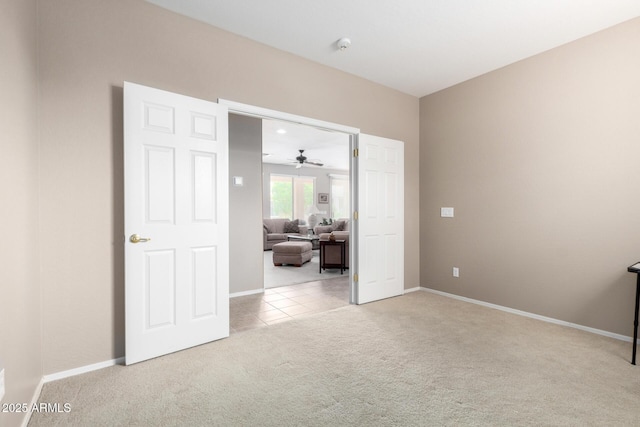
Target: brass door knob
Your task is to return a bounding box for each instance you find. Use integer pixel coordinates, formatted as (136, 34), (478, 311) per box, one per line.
(130, 234), (151, 243)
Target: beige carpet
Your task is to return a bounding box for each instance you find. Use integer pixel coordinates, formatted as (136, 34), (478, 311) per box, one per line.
(30, 291), (640, 426)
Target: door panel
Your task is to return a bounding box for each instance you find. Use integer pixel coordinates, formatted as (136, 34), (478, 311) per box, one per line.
(145, 250), (176, 328)
(124, 82), (229, 365)
(145, 146), (175, 223)
(192, 246), (217, 318)
(356, 134), (404, 304)
(192, 152), (216, 221)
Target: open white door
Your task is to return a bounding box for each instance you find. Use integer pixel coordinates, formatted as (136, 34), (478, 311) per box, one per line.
(124, 82), (229, 365)
(355, 134), (404, 304)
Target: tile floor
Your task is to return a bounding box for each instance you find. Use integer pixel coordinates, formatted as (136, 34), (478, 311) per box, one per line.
(230, 277), (350, 333)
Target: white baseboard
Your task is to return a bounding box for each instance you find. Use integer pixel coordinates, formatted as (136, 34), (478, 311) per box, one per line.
(404, 286), (421, 294)
(43, 357), (125, 384)
(230, 288), (264, 298)
(22, 357), (124, 426)
(420, 287), (636, 344)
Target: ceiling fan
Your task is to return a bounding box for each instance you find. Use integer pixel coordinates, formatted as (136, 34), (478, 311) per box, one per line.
(293, 149), (324, 169)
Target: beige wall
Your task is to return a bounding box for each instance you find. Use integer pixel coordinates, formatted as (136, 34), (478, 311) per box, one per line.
(37, 0), (419, 374)
(420, 18), (640, 336)
(229, 114), (264, 295)
(0, 0), (42, 425)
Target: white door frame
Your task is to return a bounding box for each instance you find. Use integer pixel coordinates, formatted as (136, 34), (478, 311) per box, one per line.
(219, 99), (360, 303)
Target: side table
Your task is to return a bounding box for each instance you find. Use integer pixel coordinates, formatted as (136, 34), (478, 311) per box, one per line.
(319, 239), (346, 274)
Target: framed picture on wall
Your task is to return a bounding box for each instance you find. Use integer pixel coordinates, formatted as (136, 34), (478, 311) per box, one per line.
(318, 193), (329, 204)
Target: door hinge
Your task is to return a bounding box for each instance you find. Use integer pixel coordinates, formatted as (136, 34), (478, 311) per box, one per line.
(353, 273), (358, 282)
(353, 148), (359, 157)
(353, 211), (358, 220)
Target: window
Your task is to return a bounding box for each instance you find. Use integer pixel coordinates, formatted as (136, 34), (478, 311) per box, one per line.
(330, 174), (349, 219)
(270, 174), (315, 220)
(269, 175), (293, 219)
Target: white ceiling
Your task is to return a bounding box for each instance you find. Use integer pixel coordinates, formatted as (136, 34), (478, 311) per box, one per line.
(261, 119), (351, 171)
(146, 0), (640, 97)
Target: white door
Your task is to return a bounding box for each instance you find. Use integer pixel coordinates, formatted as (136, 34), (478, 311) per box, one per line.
(124, 82), (229, 365)
(356, 134), (404, 304)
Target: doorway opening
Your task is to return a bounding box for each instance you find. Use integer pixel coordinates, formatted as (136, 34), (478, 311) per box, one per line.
(225, 100), (359, 333)
(261, 118), (350, 289)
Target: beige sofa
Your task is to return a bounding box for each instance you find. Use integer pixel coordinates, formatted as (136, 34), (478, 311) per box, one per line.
(263, 218), (308, 250)
(314, 218), (350, 235)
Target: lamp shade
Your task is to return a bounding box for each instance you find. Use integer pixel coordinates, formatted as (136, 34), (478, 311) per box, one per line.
(308, 204), (321, 230)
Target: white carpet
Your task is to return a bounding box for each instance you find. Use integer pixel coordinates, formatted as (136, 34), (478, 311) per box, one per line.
(263, 249), (347, 288)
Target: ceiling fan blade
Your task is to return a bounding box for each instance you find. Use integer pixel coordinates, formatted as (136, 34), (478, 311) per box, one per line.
(306, 161), (324, 167)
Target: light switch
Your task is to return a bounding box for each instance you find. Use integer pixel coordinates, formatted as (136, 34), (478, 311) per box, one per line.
(232, 176), (244, 186)
(441, 207), (454, 218)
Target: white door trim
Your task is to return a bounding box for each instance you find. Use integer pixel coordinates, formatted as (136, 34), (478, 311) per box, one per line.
(218, 99), (359, 135)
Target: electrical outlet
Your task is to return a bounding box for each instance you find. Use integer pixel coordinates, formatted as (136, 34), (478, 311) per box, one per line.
(453, 267), (459, 278)
(0, 369), (5, 401)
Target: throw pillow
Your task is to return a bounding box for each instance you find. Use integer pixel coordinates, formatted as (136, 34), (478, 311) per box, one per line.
(331, 220), (346, 231)
(283, 219), (300, 233)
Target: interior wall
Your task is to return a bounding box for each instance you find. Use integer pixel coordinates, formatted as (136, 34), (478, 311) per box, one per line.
(420, 17), (640, 336)
(262, 163), (348, 221)
(37, 0), (419, 374)
(229, 114), (264, 295)
(0, 0), (42, 425)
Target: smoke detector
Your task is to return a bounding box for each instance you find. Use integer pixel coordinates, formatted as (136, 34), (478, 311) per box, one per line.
(337, 37), (351, 51)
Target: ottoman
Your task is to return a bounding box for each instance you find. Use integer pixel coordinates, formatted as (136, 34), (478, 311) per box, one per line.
(272, 241), (313, 267)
